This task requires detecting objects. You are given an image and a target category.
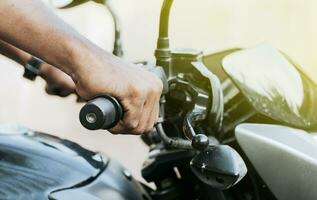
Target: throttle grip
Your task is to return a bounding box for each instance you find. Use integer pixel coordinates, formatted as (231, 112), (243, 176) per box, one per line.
(79, 95), (123, 130)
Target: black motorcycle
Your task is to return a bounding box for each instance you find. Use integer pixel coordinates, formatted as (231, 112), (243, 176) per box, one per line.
(2, 0), (317, 199)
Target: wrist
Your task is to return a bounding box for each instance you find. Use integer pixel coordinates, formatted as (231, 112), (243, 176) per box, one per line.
(62, 39), (98, 81)
(66, 40), (113, 84)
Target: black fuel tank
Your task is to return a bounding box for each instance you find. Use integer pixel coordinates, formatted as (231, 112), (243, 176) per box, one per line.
(0, 124), (149, 200)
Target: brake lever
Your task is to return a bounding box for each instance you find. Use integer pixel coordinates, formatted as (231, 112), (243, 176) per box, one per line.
(155, 98), (213, 151)
(183, 112), (210, 151)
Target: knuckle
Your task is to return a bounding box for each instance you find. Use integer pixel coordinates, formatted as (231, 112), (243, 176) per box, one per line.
(130, 123), (148, 135)
(152, 81), (163, 96)
(126, 120), (139, 129)
(155, 86), (162, 96)
(145, 85), (161, 98)
(132, 98), (144, 108)
(130, 85), (143, 97)
(123, 97), (143, 109)
(147, 86), (156, 96)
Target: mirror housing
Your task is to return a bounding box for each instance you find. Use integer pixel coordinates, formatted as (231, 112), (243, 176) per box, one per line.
(190, 145), (247, 190)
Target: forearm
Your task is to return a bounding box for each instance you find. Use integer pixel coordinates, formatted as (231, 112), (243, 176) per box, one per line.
(0, 39), (65, 80)
(0, 0), (99, 79)
(0, 40), (31, 66)
(0, 1), (163, 135)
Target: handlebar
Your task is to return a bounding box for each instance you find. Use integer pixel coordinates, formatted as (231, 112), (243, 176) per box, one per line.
(79, 95), (123, 130)
(79, 66), (168, 130)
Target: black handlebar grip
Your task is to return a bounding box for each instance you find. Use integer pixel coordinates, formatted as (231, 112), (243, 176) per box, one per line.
(79, 95), (123, 130)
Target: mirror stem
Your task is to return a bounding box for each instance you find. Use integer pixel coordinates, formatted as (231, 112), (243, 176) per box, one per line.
(155, 0), (174, 75)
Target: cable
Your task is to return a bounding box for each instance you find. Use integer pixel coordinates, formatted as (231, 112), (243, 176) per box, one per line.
(156, 123), (192, 150)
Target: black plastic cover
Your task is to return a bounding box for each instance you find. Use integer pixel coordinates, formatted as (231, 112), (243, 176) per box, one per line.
(0, 124), (106, 199)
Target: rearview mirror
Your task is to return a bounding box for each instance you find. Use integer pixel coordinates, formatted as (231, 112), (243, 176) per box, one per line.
(190, 145), (247, 190)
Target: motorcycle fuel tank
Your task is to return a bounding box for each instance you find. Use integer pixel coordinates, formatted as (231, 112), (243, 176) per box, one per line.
(0, 123), (149, 200)
(222, 44), (317, 131)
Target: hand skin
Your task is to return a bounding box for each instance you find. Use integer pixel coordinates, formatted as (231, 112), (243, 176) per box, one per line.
(40, 63), (76, 97)
(0, 0), (162, 134)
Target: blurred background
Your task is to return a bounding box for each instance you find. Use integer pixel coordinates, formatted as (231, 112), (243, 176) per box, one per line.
(0, 0), (317, 181)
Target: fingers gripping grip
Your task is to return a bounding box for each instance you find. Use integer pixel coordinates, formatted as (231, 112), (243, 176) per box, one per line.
(79, 66), (167, 130)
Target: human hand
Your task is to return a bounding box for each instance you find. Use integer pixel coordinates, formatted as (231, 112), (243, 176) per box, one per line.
(40, 63), (76, 97)
(74, 49), (163, 135)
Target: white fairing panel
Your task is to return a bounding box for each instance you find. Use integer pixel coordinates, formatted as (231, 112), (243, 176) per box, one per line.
(235, 123), (317, 200)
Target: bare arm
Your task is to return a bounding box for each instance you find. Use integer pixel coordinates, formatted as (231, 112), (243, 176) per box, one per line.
(0, 0), (94, 77)
(0, 40), (31, 66)
(0, 0), (162, 135)
(0, 39), (75, 97)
